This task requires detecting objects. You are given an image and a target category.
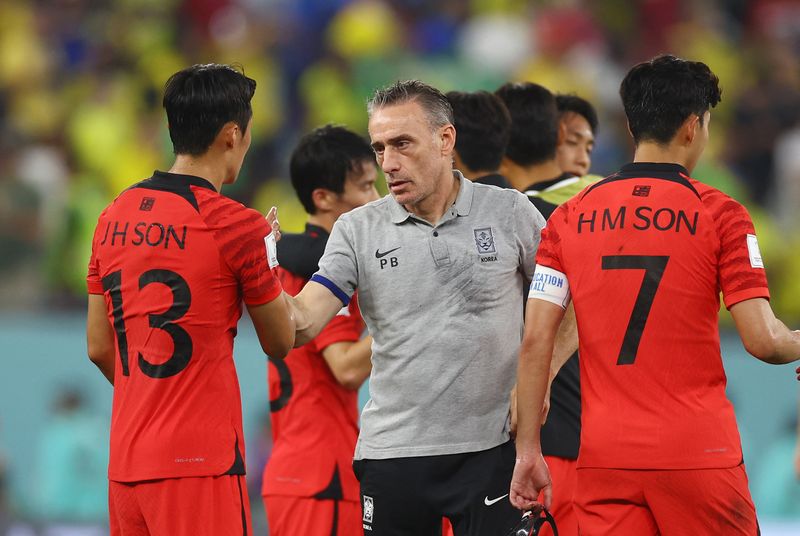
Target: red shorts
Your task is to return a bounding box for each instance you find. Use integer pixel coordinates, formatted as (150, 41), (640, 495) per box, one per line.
(537, 456), (578, 536)
(263, 495), (361, 536)
(109, 475), (251, 536)
(575, 464), (759, 536)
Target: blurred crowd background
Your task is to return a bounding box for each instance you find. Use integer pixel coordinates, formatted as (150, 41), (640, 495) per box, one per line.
(1, 0), (800, 533)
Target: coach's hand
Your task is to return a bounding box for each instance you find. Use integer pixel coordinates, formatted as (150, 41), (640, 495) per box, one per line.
(509, 452), (551, 511)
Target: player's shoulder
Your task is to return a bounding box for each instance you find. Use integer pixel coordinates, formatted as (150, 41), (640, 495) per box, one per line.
(200, 192), (265, 227)
(691, 179), (748, 218)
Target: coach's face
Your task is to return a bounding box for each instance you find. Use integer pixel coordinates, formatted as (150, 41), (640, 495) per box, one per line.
(369, 100), (454, 209)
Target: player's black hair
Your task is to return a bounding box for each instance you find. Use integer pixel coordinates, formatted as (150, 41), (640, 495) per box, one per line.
(368, 80), (453, 130)
(163, 63), (256, 156)
(495, 82), (559, 166)
(446, 90), (511, 172)
(620, 54), (722, 145)
(290, 124), (375, 215)
(556, 94), (599, 135)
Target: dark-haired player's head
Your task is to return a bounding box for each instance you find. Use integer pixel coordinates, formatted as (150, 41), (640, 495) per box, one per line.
(556, 94), (597, 177)
(163, 64), (257, 183)
(446, 90), (511, 179)
(620, 55), (721, 170)
(495, 82), (559, 167)
(290, 125), (378, 223)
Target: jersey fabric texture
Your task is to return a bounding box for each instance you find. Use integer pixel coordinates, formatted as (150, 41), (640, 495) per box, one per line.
(87, 171), (282, 482)
(535, 162), (770, 470)
(524, 173), (591, 460)
(312, 172), (545, 460)
(262, 224), (364, 504)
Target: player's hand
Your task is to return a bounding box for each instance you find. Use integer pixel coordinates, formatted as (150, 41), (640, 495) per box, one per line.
(266, 206), (282, 242)
(509, 452), (551, 511)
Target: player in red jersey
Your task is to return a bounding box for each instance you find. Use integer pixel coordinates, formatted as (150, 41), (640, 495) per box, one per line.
(261, 125), (377, 535)
(86, 64), (295, 536)
(510, 55), (800, 535)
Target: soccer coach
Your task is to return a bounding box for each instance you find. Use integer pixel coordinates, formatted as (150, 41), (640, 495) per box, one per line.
(286, 79), (548, 535)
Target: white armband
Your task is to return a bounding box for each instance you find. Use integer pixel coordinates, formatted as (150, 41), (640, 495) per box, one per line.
(529, 264), (571, 309)
(265, 233), (279, 269)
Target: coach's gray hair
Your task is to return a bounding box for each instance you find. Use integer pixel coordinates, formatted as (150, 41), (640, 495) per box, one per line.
(367, 80), (454, 130)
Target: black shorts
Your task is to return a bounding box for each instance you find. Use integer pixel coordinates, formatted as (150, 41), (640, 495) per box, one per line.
(353, 440), (522, 535)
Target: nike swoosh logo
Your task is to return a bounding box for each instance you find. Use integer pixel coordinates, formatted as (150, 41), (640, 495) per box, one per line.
(375, 247), (401, 259)
(484, 494), (509, 506)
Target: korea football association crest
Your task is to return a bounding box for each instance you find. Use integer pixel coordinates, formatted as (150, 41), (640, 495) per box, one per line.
(474, 227), (498, 262)
(363, 495), (374, 527)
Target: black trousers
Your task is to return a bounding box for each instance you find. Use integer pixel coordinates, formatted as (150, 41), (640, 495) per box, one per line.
(353, 440), (523, 535)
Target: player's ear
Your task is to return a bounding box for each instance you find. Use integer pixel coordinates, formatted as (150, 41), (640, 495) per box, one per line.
(219, 121), (239, 149)
(311, 188), (335, 213)
(684, 114), (701, 146)
(557, 120), (567, 145)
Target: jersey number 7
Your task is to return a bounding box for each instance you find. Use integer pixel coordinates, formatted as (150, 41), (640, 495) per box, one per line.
(601, 255), (669, 365)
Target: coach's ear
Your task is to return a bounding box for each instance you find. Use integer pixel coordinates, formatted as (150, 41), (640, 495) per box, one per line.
(439, 123), (456, 156)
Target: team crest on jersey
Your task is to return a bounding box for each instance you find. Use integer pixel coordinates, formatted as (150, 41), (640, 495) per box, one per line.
(363, 495), (374, 523)
(474, 227), (496, 254)
(474, 227), (498, 262)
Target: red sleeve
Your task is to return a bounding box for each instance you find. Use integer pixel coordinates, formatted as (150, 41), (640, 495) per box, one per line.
(213, 202), (282, 306)
(312, 294), (365, 352)
(534, 204), (567, 273)
(86, 209), (108, 295)
(707, 192), (770, 309)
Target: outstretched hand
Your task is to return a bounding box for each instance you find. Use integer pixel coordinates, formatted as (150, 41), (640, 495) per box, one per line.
(266, 206), (282, 242)
(509, 453), (552, 512)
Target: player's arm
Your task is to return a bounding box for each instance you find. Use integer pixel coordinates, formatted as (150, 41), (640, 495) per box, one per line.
(730, 298), (800, 365)
(511, 305), (575, 430)
(247, 292), (296, 359)
(510, 297), (564, 510)
(86, 294), (115, 385)
(287, 281), (350, 346)
(322, 335), (373, 390)
(549, 302), (578, 382)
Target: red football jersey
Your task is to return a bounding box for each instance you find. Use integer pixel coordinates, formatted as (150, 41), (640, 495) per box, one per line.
(87, 171), (282, 482)
(534, 163), (769, 470)
(261, 226), (364, 502)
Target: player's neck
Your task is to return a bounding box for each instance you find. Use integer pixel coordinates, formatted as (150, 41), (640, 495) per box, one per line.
(169, 154), (227, 192)
(501, 159), (563, 192)
(307, 214), (335, 234)
(459, 166), (499, 182)
(633, 143), (692, 171)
